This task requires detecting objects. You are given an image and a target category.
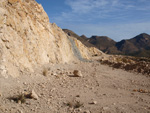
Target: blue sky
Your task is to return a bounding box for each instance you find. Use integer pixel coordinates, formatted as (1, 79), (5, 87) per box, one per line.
(36, 0), (150, 41)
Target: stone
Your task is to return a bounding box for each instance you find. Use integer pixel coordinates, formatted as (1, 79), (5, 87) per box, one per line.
(23, 82), (27, 85)
(76, 95), (80, 97)
(89, 101), (97, 105)
(83, 110), (91, 113)
(30, 90), (38, 100)
(73, 70), (83, 77)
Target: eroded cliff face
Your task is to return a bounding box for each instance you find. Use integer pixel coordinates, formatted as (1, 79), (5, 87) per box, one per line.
(0, 0), (103, 77)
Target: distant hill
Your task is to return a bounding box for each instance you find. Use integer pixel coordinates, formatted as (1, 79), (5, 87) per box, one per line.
(80, 35), (88, 40)
(87, 36), (120, 54)
(63, 29), (150, 57)
(90, 33), (150, 57)
(116, 33), (150, 57)
(63, 29), (95, 48)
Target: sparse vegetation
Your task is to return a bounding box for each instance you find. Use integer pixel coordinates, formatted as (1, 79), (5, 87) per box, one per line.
(43, 68), (48, 76)
(66, 102), (73, 108)
(133, 89), (150, 93)
(74, 101), (83, 108)
(66, 101), (83, 109)
(8, 94), (26, 104)
(8, 91), (38, 104)
(99, 56), (150, 76)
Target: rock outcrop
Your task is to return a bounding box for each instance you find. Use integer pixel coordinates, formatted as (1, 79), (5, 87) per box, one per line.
(0, 0), (103, 77)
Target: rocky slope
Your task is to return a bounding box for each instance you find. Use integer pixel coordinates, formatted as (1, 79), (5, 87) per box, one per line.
(0, 0), (103, 78)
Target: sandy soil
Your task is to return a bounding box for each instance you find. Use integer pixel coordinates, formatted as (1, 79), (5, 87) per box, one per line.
(0, 61), (150, 113)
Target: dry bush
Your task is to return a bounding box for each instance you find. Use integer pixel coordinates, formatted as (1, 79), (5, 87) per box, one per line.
(124, 64), (137, 71)
(8, 94), (26, 104)
(112, 63), (123, 69)
(8, 91), (38, 104)
(43, 68), (48, 76)
(66, 101), (83, 109)
(99, 56), (150, 76)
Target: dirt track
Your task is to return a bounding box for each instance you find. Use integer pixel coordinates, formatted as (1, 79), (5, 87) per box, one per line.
(0, 61), (150, 113)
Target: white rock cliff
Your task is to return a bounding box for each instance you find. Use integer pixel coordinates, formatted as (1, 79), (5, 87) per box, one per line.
(0, 0), (103, 77)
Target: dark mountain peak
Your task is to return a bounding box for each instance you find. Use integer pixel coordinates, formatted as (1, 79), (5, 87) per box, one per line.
(119, 39), (128, 43)
(139, 33), (149, 36)
(80, 35), (88, 40)
(115, 33), (150, 56)
(132, 33), (150, 41)
(63, 29), (95, 48)
(80, 35), (87, 37)
(88, 35), (118, 53)
(63, 29), (78, 37)
(129, 33), (150, 46)
(63, 29), (150, 57)
(91, 35), (108, 38)
(90, 35), (114, 42)
(116, 39), (129, 49)
(63, 29), (70, 31)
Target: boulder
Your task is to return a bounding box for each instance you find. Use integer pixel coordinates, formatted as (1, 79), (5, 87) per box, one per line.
(73, 70), (83, 77)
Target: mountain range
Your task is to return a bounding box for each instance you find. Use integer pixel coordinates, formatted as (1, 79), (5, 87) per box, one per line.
(63, 29), (150, 57)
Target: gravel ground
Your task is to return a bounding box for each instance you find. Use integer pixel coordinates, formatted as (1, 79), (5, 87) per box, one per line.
(0, 61), (150, 113)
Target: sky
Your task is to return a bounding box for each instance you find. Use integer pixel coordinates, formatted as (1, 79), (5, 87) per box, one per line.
(36, 0), (150, 41)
